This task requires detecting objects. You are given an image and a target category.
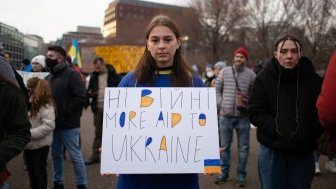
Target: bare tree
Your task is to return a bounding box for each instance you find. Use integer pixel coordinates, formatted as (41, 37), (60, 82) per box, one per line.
(244, 0), (298, 62)
(319, 26), (336, 69)
(291, 0), (336, 67)
(191, 0), (246, 63)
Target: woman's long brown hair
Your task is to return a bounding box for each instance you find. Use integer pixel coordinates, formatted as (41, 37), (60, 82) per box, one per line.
(26, 77), (55, 118)
(134, 14), (193, 87)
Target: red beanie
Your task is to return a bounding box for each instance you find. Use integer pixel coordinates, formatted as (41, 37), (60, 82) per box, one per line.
(234, 47), (249, 60)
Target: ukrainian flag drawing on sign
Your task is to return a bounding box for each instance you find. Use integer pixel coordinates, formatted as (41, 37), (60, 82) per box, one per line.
(204, 159), (221, 174)
(68, 39), (82, 68)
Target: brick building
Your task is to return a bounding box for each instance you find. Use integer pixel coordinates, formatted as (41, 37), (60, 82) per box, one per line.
(103, 0), (196, 45)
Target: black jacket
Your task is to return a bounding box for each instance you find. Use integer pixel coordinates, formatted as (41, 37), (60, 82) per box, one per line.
(47, 63), (86, 129)
(13, 68), (30, 110)
(0, 56), (30, 109)
(0, 79), (31, 171)
(88, 66), (121, 112)
(249, 57), (323, 155)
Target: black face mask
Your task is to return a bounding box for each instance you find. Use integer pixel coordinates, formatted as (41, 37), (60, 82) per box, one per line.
(45, 58), (58, 70)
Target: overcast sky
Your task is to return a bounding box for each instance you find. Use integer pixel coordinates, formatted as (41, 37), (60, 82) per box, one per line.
(0, 0), (190, 43)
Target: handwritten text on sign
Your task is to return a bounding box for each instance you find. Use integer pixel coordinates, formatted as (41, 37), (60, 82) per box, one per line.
(100, 88), (220, 174)
(17, 71), (49, 85)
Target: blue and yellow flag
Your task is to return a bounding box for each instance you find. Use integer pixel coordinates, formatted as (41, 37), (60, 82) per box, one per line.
(204, 159), (221, 174)
(68, 39), (82, 68)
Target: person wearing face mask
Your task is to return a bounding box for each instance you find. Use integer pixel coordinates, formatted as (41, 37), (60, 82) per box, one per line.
(249, 35), (323, 189)
(45, 46), (88, 189)
(214, 47), (256, 187)
(45, 52), (59, 73)
(204, 64), (215, 87)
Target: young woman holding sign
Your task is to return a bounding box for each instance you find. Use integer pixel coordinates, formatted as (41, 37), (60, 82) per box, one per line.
(117, 14), (204, 189)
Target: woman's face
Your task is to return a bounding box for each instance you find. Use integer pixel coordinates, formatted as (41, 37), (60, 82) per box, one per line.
(147, 26), (181, 68)
(32, 62), (43, 72)
(274, 40), (301, 69)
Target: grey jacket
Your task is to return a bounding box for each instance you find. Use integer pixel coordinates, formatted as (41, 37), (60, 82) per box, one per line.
(215, 65), (256, 117)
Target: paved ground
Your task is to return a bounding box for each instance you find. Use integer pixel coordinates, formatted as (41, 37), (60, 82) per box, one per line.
(7, 109), (336, 188)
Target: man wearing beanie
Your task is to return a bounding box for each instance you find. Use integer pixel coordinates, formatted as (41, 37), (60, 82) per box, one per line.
(215, 47), (256, 187)
(31, 55), (46, 72)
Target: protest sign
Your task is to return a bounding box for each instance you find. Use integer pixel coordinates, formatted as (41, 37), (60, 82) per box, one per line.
(17, 71), (49, 84)
(101, 87), (220, 174)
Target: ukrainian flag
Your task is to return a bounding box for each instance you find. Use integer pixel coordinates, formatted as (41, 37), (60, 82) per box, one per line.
(204, 159), (221, 174)
(68, 39), (82, 68)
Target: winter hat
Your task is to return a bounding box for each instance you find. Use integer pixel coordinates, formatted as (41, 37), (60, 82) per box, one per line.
(206, 64), (214, 69)
(31, 55), (46, 68)
(192, 64), (201, 74)
(234, 47), (249, 60)
(214, 61), (227, 69)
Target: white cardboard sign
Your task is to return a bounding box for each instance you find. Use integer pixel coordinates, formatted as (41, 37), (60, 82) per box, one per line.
(17, 71), (49, 84)
(100, 87), (220, 174)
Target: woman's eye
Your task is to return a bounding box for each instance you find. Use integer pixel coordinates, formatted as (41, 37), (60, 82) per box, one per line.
(280, 50), (288, 54)
(164, 38), (172, 43)
(151, 39), (158, 43)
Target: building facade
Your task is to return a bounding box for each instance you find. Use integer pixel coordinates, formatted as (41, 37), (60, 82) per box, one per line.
(24, 34), (46, 61)
(0, 22), (24, 67)
(56, 26), (105, 51)
(102, 0), (195, 45)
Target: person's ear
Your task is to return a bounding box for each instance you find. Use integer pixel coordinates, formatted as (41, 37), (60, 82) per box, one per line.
(273, 50), (277, 58)
(177, 38), (181, 50)
(299, 49), (303, 58)
(58, 56), (64, 63)
(146, 40), (150, 52)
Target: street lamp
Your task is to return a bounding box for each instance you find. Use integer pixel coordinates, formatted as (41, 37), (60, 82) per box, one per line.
(181, 35), (189, 60)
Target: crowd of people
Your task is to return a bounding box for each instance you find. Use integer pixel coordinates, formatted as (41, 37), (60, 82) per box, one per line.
(0, 14), (335, 189)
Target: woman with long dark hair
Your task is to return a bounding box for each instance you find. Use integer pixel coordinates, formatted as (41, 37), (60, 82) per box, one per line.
(117, 15), (203, 189)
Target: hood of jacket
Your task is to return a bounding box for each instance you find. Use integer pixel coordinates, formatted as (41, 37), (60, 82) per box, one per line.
(264, 56), (316, 82)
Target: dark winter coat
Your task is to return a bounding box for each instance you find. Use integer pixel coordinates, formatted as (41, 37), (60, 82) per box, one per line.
(47, 63), (87, 129)
(88, 66), (121, 113)
(249, 56), (324, 155)
(0, 79), (31, 172)
(0, 55), (30, 109)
